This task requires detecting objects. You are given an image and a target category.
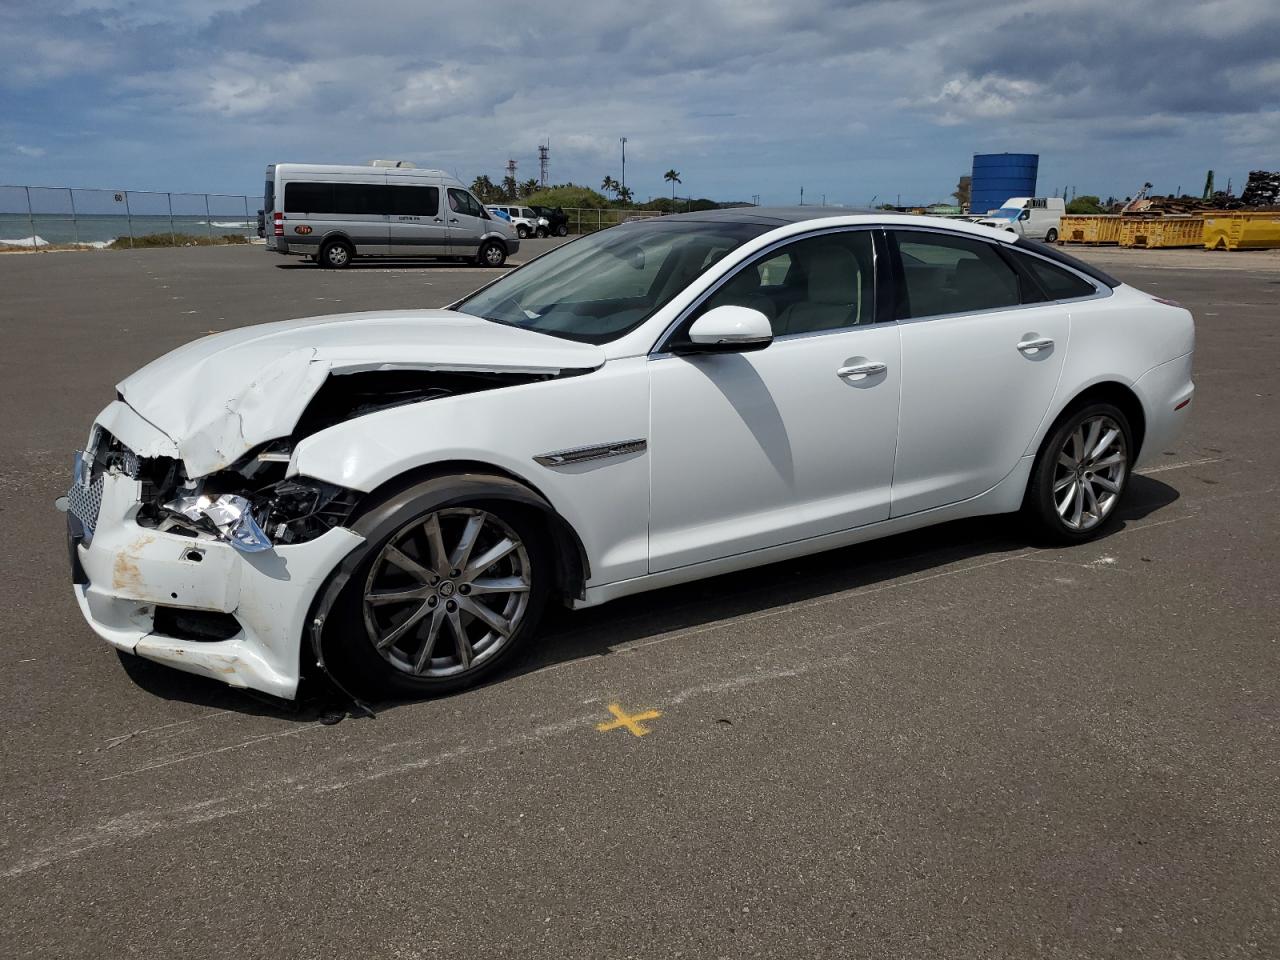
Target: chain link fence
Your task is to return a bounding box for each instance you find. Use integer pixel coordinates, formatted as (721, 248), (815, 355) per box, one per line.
(0, 185), (258, 249)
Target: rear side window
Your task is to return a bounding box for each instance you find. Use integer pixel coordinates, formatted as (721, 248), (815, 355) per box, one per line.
(1014, 251), (1098, 301)
(892, 231), (1025, 319)
(387, 185), (439, 217)
(284, 182), (388, 215)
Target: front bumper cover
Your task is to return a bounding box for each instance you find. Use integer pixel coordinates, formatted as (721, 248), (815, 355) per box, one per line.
(69, 469), (363, 698)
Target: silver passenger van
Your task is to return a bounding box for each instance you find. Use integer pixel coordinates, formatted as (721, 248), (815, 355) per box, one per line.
(264, 161), (519, 268)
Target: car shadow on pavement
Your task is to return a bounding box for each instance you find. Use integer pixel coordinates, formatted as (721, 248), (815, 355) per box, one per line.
(272, 260), (507, 270)
(114, 475), (1180, 721)
(515, 474), (1181, 680)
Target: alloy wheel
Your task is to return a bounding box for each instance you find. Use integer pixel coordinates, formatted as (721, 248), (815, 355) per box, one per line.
(362, 508), (532, 677)
(1052, 415), (1127, 531)
(483, 244), (505, 266)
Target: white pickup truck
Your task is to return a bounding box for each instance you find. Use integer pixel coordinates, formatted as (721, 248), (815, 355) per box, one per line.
(977, 197), (1065, 243)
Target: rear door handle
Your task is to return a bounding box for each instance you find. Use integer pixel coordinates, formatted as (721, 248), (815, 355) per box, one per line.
(836, 360), (887, 380)
(449, 218), (460, 224)
(1017, 336), (1054, 354)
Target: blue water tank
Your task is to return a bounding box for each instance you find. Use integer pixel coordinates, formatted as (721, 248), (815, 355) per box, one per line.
(970, 153), (1038, 214)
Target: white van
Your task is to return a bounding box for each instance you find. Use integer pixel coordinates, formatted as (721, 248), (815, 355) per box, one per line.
(264, 162), (519, 268)
(977, 197), (1065, 243)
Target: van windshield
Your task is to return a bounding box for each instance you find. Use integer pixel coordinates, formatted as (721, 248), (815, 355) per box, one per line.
(455, 219), (771, 344)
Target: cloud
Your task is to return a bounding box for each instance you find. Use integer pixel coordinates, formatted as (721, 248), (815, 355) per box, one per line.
(15, 145), (46, 157)
(0, 0), (1277, 202)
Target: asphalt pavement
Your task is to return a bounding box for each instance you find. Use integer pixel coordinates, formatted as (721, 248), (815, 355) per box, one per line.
(1, 240), (1277, 959)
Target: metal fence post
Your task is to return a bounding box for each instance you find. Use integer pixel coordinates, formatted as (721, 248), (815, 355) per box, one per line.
(123, 191), (134, 248)
(68, 188), (80, 245)
(205, 194), (213, 240)
(167, 192), (176, 246)
(24, 186), (38, 251)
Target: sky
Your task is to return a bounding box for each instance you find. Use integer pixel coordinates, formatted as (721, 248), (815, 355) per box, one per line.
(2, 0), (1278, 206)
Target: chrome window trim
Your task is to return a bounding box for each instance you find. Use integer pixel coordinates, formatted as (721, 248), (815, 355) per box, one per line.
(649, 224), (881, 357)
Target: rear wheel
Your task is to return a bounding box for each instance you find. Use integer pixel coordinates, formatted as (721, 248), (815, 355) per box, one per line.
(477, 240), (507, 267)
(1024, 402), (1132, 543)
(1045, 227), (1059, 244)
(516, 224), (530, 239)
(535, 226), (548, 238)
(329, 486), (549, 698)
(555, 224), (569, 237)
(319, 238), (354, 269)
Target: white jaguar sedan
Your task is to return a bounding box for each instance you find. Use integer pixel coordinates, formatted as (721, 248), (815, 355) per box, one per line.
(64, 209), (1195, 700)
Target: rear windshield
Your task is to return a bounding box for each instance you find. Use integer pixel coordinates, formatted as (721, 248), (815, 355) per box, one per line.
(264, 178), (275, 213)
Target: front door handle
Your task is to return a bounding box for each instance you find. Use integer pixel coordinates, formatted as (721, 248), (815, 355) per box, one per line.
(433, 217), (444, 223)
(449, 218), (460, 224)
(836, 360), (887, 380)
(1017, 336), (1055, 354)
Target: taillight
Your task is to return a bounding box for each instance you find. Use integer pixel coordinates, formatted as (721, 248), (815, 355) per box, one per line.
(1151, 295), (1184, 308)
(273, 211), (284, 237)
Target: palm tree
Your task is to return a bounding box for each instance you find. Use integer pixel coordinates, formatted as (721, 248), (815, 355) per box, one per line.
(615, 185), (633, 205)
(664, 169), (681, 209)
(601, 175), (619, 198)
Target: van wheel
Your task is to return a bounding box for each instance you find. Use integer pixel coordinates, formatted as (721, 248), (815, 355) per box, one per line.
(1045, 228), (1059, 244)
(319, 239), (353, 269)
(516, 224), (530, 239)
(477, 241), (507, 267)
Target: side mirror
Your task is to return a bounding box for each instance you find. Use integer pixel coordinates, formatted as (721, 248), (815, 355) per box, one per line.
(676, 305), (773, 354)
(1019, 209), (1030, 221)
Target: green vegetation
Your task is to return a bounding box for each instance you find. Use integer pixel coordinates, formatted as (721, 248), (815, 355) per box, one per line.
(522, 184), (611, 209)
(107, 233), (250, 249)
(1066, 195), (1105, 215)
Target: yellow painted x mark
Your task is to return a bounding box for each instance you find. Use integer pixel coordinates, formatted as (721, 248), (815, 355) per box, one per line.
(596, 702), (662, 737)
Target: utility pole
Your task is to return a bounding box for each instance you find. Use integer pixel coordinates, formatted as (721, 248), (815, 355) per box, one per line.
(800, 186), (804, 206)
(619, 137), (627, 197)
(751, 194), (760, 206)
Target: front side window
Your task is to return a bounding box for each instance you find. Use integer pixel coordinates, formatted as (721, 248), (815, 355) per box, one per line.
(892, 231), (1025, 318)
(456, 219), (770, 344)
(448, 189), (486, 218)
(690, 229), (876, 336)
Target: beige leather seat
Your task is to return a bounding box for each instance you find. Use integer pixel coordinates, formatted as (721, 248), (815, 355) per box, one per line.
(774, 245), (863, 335)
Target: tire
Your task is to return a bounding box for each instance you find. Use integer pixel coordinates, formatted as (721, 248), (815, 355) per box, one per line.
(326, 477), (551, 698)
(516, 224), (530, 239)
(1045, 228), (1059, 244)
(319, 238), (354, 269)
(1023, 401), (1133, 544)
(477, 240), (507, 267)
(555, 224), (568, 237)
(536, 227), (548, 238)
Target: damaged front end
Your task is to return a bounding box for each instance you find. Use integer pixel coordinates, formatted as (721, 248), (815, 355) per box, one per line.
(138, 441), (360, 554)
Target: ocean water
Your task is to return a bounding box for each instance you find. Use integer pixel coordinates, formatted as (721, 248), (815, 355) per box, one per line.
(0, 214), (256, 247)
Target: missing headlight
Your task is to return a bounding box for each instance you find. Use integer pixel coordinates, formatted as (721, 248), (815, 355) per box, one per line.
(159, 476), (358, 552)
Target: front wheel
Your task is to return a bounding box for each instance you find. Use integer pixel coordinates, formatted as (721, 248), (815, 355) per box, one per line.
(329, 491), (549, 698)
(1045, 228), (1059, 243)
(477, 240), (507, 267)
(555, 224), (569, 237)
(1023, 402), (1132, 543)
(535, 227), (548, 238)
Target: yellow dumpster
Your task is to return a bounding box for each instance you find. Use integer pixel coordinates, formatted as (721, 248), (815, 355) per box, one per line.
(1202, 211), (1280, 251)
(1059, 215), (1122, 245)
(1117, 216), (1204, 249)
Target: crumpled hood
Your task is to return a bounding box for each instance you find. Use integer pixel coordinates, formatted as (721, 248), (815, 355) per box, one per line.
(117, 309), (605, 477)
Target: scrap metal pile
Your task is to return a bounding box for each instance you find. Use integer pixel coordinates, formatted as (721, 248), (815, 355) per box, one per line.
(1121, 170), (1280, 214)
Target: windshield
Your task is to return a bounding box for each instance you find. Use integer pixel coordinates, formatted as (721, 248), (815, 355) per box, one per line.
(455, 219), (771, 344)
(987, 208), (1021, 221)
